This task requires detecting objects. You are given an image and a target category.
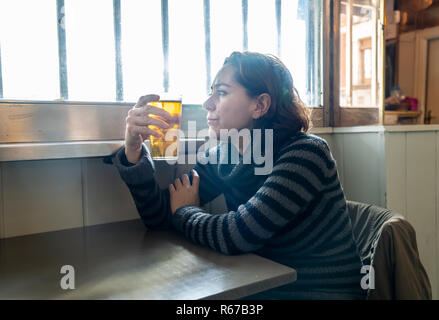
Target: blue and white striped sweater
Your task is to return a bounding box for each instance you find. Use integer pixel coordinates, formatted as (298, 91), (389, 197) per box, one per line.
(114, 132), (366, 299)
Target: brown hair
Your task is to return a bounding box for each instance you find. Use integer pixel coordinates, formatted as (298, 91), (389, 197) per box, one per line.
(223, 51), (311, 135)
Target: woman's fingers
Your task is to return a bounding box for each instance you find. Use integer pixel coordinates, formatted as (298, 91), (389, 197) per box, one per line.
(128, 103), (173, 130)
(129, 103), (168, 119)
(174, 177), (183, 189)
(191, 169), (200, 189)
(130, 104), (168, 118)
(168, 184), (176, 193)
(131, 115), (170, 129)
(171, 169), (200, 192)
(134, 94), (160, 108)
(181, 174), (190, 187)
(145, 104), (173, 122)
(130, 103), (172, 122)
(127, 124), (163, 138)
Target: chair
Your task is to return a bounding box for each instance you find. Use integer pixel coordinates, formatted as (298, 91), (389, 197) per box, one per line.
(346, 200), (432, 300)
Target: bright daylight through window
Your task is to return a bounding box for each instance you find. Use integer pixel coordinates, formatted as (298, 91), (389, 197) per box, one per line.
(0, 0), (322, 106)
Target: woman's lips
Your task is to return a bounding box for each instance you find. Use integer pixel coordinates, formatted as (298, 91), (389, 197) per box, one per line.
(207, 118), (219, 126)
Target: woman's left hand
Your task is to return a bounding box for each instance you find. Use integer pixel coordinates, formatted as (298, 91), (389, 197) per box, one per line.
(169, 169), (200, 214)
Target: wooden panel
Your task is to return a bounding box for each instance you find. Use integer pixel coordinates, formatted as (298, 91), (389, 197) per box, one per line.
(397, 31), (416, 97)
(437, 131), (439, 299)
(83, 158), (139, 226)
(0, 103), (209, 144)
(398, 0), (433, 33)
(377, 131), (387, 207)
(310, 107), (324, 128)
(342, 133), (383, 206)
(0, 103), (130, 143)
(385, 132), (407, 217)
(0, 163), (4, 239)
(339, 108), (380, 127)
(84, 157), (178, 226)
(398, 0), (439, 32)
(426, 38), (439, 124)
(406, 132), (437, 299)
(331, 134), (345, 189)
(2, 159), (83, 238)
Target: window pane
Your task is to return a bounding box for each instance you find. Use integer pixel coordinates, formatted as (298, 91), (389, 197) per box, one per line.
(0, 0), (59, 100)
(364, 48), (372, 79)
(339, 1), (349, 106)
(283, 0), (322, 107)
(121, 0), (163, 102)
(65, 0), (115, 101)
(352, 3), (374, 106)
(210, 0), (243, 81)
(168, 0), (205, 104)
(339, 0), (379, 107)
(247, 0), (277, 55)
(281, 0), (308, 105)
(0, 0), (324, 108)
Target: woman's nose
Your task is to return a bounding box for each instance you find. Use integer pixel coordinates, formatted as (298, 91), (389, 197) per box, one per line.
(203, 96), (216, 111)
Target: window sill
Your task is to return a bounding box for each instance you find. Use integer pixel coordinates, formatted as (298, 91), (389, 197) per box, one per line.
(2, 125), (439, 162)
(0, 140), (125, 162)
(0, 128), (333, 162)
(0, 138), (210, 162)
(333, 124), (439, 133)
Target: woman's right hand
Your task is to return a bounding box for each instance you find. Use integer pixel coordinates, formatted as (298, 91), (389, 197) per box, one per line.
(124, 94), (173, 164)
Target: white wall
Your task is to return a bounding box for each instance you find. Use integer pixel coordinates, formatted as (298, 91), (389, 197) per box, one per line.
(385, 130), (439, 300)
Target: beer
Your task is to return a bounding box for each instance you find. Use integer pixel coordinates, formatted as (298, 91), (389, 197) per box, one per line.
(148, 98), (182, 160)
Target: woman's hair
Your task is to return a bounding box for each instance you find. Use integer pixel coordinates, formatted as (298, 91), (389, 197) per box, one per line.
(223, 51), (311, 134)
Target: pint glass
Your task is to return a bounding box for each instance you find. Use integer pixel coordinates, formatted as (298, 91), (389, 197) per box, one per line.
(148, 94), (182, 160)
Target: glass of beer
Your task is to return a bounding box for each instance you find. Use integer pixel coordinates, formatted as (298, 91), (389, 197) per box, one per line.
(148, 93), (182, 160)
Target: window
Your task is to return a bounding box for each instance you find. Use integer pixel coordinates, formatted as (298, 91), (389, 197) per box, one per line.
(336, 0), (383, 126)
(0, 0), (322, 107)
(64, 0), (116, 101)
(0, 0), (385, 128)
(359, 38), (372, 85)
(0, 0), (60, 100)
(339, 0), (381, 108)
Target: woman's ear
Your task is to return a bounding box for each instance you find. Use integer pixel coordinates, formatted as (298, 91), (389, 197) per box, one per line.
(252, 93), (271, 119)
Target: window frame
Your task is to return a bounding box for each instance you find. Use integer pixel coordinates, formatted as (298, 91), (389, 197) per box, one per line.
(333, 0), (385, 127)
(0, 0), (385, 130)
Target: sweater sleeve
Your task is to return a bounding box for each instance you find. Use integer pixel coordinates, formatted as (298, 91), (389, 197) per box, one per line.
(170, 138), (339, 255)
(113, 143), (224, 230)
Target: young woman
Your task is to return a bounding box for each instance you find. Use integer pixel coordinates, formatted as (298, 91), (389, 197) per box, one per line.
(114, 52), (366, 300)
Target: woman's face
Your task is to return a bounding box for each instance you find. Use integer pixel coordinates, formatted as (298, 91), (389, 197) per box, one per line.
(203, 65), (257, 138)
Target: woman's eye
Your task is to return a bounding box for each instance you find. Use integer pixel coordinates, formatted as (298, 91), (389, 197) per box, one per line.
(207, 90), (226, 97)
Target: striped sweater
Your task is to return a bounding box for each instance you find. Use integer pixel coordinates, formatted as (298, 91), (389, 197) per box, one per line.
(114, 132), (367, 300)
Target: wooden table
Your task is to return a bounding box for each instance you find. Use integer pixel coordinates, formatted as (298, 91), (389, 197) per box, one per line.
(0, 219), (296, 299)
